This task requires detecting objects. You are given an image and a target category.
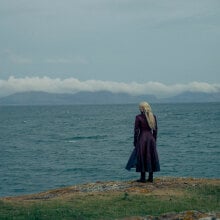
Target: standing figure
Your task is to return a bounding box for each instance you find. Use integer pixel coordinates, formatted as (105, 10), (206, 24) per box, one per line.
(127, 101), (160, 182)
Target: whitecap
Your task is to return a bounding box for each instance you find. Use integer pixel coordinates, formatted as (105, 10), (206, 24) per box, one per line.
(66, 140), (77, 143)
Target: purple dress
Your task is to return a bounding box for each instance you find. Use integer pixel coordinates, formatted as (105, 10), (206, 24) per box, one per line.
(126, 113), (160, 172)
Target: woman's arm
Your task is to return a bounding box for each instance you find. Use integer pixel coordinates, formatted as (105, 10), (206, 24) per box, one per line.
(153, 115), (158, 141)
(133, 116), (140, 147)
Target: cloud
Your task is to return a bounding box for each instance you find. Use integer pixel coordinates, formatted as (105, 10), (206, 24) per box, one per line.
(0, 76), (219, 98)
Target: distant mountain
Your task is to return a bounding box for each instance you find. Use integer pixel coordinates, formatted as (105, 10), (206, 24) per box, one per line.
(0, 91), (158, 105)
(164, 91), (220, 103)
(0, 91), (219, 105)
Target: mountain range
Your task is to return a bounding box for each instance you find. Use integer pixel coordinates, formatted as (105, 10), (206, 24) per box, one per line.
(0, 91), (219, 105)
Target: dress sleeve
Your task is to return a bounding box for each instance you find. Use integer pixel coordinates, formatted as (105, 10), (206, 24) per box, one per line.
(133, 116), (140, 147)
(153, 115), (158, 141)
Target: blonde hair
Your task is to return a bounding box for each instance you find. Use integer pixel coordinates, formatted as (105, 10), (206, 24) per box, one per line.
(139, 101), (156, 129)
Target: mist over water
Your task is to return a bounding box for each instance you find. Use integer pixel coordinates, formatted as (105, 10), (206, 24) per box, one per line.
(0, 103), (219, 197)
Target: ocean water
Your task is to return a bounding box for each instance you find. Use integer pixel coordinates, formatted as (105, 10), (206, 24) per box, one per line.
(0, 103), (219, 197)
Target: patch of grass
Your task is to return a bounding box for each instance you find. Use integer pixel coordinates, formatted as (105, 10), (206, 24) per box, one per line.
(186, 184), (220, 211)
(0, 184), (219, 220)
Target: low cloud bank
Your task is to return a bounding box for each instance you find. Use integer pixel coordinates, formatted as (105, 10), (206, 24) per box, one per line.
(0, 76), (219, 98)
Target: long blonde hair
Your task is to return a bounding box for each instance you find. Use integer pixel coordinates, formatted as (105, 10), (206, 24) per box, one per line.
(139, 101), (156, 130)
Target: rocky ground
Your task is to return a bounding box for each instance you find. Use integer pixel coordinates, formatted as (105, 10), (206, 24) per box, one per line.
(3, 177), (220, 220)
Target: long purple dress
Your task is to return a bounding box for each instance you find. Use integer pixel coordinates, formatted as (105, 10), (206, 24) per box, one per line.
(126, 113), (160, 172)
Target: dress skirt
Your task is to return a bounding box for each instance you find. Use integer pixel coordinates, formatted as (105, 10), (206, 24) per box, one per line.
(126, 130), (160, 172)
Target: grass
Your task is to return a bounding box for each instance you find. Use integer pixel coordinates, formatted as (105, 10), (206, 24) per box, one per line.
(0, 180), (219, 220)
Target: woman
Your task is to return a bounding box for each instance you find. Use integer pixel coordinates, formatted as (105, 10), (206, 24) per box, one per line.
(126, 102), (160, 182)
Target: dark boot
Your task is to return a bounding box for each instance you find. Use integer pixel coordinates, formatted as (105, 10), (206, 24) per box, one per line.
(137, 172), (146, 183)
(147, 172), (153, 182)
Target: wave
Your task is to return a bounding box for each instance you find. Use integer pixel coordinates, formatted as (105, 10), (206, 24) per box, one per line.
(65, 135), (108, 141)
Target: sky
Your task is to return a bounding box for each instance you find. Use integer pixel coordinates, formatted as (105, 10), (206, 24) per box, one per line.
(0, 0), (220, 98)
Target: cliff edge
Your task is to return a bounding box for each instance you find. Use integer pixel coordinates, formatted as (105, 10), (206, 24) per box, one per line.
(1, 177), (220, 220)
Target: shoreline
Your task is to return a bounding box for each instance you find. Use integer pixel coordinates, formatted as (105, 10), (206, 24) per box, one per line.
(2, 176), (220, 200)
(1, 177), (219, 220)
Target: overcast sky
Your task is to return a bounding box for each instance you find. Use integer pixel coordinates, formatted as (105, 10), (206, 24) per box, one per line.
(0, 0), (220, 97)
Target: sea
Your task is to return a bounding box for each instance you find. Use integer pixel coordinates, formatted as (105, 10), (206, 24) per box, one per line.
(0, 103), (219, 197)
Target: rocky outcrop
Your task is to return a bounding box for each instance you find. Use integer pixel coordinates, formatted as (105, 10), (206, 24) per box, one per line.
(2, 177), (220, 220)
